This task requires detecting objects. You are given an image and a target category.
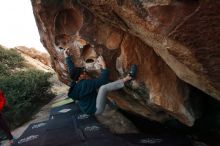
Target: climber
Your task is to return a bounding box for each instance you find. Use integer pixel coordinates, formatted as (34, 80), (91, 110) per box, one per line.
(0, 90), (14, 145)
(64, 47), (137, 115)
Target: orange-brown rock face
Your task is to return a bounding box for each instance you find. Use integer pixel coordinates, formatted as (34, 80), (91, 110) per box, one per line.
(31, 0), (220, 126)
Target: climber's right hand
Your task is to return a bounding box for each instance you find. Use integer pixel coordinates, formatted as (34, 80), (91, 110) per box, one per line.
(64, 48), (70, 57)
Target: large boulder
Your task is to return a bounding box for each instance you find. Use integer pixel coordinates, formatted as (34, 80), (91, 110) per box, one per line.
(31, 0), (220, 126)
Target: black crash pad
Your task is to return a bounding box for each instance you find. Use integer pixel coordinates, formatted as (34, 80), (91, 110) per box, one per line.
(117, 133), (192, 146)
(47, 114), (75, 130)
(50, 102), (80, 116)
(13, 132), (44, 146)
(12, 101), (193, 146)
(12, 122), (47, 146)
(74, 112), (97, 126)
(40, 127), (84, 146)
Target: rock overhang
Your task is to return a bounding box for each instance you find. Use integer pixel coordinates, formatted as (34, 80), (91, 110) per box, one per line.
(31, 0), (220, 127)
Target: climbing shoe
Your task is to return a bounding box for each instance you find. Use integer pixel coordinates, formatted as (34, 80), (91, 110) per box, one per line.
(128, 64), (137, 80)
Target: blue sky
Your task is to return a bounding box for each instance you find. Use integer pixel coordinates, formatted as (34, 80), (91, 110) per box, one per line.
(0, 0), (46, 52)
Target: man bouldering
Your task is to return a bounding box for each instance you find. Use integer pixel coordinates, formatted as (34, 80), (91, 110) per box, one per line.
(64, 47), (137, 115)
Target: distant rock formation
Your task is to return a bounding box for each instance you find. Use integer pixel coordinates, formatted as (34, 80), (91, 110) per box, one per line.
(15, 46), (51, 66)
(31, 0), (220, 126)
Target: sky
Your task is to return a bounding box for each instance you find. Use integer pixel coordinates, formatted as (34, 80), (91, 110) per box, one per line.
(0, 0), (46, 52)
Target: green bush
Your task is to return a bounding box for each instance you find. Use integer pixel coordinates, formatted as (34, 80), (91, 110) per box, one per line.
(0, 70), (54, 128)
(0, 47), (54, 129)
(0, 48), (24, 72)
